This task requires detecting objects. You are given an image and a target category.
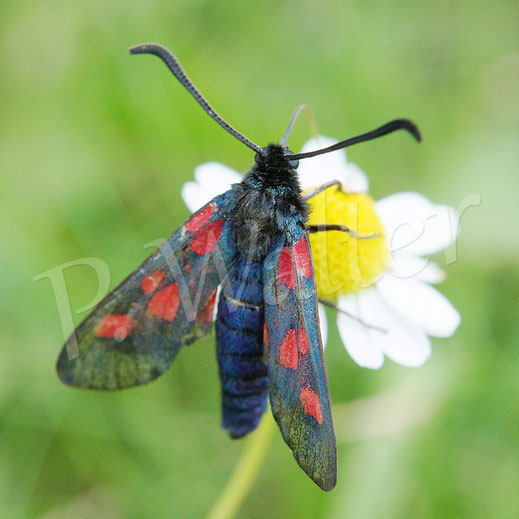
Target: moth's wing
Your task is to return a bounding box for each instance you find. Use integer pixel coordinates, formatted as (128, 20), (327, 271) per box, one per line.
(57, 194), (233, 390)
(263, 231), (337, 491)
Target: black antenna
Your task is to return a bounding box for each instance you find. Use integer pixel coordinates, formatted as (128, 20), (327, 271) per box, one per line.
(289, 119), (421, 160)
(130, 43), (262, 153)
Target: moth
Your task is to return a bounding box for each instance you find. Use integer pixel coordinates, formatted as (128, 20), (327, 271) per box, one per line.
(57, 43), (420, 491)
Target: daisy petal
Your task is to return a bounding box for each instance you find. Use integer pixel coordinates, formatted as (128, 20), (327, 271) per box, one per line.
(378, 313), (432, 367)
(363, 288), (431, 366)
(377, 276), (461, 338)
(387, 253), (446, 284)
(376, 192), (458, 256)
(181, 181), (208, 213)
(318, 303), (328, 349)
(416, 261), (446, 284)
(338, 289), (432, 368)
(337, 292), (385, 369)
(297, 135), (369, 193)
(194, 161), (242, 189)
(338, 162), (369, 194)
(181, 162), (241, 212)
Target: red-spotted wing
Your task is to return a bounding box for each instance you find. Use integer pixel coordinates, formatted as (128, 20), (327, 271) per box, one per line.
(263, 232), (337, 491)
(57, 194), (232, 389)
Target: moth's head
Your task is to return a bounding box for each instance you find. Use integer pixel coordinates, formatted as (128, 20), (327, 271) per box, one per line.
(254, 143), (300, 171)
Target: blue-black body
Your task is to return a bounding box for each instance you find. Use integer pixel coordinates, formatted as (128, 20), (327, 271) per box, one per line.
(215, 257), (267, 439)
(214, 144), (310, 439)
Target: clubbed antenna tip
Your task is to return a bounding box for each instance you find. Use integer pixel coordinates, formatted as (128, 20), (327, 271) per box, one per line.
(290, 118), (422, 161)
(130, 43), (262, 153)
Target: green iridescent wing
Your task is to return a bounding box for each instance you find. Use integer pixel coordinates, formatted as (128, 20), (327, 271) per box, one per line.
(57, 194), (232, 390)
(263, 231), (337, 491)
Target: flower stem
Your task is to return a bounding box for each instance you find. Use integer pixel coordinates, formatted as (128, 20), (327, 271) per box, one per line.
(206, 412), (276, 519)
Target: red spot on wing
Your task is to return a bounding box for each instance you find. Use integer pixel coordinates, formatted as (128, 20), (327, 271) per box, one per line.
(148, 282), (180, 321)
(185, 204), (214, 233)
(197, 290), (217, 323)
(140, 270), (165, 294)
(297, 327), (309, 355)
(279, 328), (298, 370)
(277, 237), (313, 289)
(95, 314), (135, 340)
(293, 236), (312, 279)
(278, 245), (296, 289)
(300, 387), (323, 424)
(189, 219), (224, 255)
(263, 323), (269, 346)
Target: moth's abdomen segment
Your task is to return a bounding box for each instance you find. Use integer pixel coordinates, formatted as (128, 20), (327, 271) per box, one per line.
(215, 260), (267, 439)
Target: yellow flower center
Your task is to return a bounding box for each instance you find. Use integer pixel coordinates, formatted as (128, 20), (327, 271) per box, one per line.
(307, 187), (389, 299)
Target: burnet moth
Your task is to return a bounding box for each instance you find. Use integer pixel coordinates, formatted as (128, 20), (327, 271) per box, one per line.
(57, 43), (421, 491)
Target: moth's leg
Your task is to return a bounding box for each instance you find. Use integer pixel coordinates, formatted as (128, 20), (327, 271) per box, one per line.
(319, 298), (386, 333)
(305, 181), (378, 238)
(307, 224), (380, 240)
(303, 180), (343, 201)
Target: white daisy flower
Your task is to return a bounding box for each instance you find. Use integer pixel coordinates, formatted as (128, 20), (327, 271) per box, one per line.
(181, 136), (460, 369)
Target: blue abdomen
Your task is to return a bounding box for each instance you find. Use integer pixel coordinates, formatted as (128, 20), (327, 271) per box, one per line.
(215, 257), (268, 438)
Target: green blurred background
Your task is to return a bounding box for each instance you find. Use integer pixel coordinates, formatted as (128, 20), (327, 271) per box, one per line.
(1, 1), (518, 517)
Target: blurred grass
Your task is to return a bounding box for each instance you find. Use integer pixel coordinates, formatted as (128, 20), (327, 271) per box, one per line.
(1, 0), (519, 517)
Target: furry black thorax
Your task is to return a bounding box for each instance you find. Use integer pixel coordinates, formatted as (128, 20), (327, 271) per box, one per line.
(230, 143), (309, 260)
